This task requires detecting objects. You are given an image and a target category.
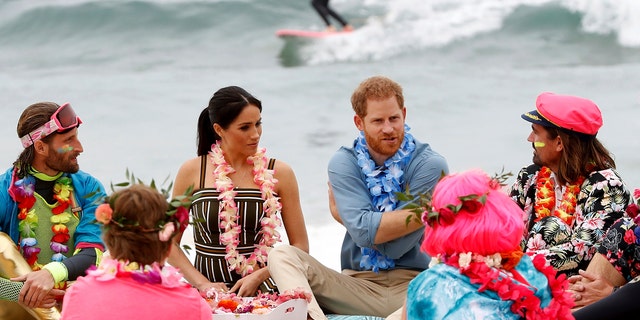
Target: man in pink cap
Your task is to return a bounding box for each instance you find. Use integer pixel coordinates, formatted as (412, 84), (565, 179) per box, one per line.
(509, 92), (631, 279)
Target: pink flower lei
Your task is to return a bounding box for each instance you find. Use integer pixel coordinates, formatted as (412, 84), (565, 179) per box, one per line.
(87, 257), (188, 289)
(432, 252), (574, 319)
(210, 142), (282, 277)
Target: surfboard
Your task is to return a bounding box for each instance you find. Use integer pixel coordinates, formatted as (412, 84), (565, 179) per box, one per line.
(276, 29), (352, 39)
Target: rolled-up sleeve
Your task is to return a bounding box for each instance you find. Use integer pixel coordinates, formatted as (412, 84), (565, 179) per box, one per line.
(329, 145), (448, 258)
(329, 148), (382, 248)
(374, 151), (448, 257)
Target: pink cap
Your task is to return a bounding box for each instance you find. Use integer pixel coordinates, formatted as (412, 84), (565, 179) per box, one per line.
(522, 92), (603, 136)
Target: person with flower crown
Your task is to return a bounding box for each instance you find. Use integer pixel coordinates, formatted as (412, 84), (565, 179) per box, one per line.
(402, 169), (575, 319)
(60, 183), (211, 319)
(167, 86), (309, 298)
(0, 102), (107, 319)
(509, 92), (631, 279)
(267, 76), (449, 320)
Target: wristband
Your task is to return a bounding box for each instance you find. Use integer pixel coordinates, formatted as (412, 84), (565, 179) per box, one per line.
(42, 262), (68, 284)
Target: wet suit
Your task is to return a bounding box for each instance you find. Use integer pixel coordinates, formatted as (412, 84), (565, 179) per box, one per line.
(311, 0), (349, 27)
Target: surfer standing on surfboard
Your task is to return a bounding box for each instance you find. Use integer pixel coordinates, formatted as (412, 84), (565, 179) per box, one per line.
(311, 0), (353, 32)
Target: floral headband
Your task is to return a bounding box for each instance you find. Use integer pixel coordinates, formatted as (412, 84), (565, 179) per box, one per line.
(422, 193), (488, 227)
(94, 171), (196, 242)
(400, 170), (513, 227)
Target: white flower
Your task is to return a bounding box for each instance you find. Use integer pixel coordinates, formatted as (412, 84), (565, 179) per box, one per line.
(459, 252), (472, 268)
(485, 253), (502, 268)
(428, 254), (442, 268)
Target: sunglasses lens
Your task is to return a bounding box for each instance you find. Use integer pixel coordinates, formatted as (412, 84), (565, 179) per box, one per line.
(56, 104), (80, 129)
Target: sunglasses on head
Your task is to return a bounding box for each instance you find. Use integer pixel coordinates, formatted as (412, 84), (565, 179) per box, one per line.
(20, 103), (83, 148)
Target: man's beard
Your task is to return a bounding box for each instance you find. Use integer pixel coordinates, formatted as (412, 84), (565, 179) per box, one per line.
(364, 130), (404, 159)
(45, 152), (79, 173)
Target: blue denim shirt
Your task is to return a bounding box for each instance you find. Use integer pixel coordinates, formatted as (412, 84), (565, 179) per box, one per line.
(328, 139), (448, 271)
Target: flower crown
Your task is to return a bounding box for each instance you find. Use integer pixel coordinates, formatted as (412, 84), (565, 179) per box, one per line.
(94, 170), (196, 242)
(400, 170), (513, 227)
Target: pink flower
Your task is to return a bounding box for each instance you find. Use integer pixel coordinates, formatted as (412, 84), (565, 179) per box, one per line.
(95, 203), (113, 224)
(634, 188), (640, 200)
(158, 223), (175, 242)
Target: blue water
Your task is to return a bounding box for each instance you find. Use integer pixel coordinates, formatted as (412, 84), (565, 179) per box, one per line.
(1, 0), (640, 270)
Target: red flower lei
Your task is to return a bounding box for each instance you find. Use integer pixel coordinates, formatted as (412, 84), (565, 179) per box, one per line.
(534, 166), (585, 226)
(9, 169), (74, 270)
(438, 252), (574, 319)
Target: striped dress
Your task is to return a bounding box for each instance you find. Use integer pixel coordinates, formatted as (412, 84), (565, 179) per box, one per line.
(190, 155), (277, 292)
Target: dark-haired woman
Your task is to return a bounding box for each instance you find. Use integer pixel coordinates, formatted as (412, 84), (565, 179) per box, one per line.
(168, 86), (309, 297)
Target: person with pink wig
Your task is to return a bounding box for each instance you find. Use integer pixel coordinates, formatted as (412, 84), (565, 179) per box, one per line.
(402, 169), (574, 319)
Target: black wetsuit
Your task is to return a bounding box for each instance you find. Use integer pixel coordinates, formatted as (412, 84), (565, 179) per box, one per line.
(573, 281), (640, 320)
(311, 0), (349, 27)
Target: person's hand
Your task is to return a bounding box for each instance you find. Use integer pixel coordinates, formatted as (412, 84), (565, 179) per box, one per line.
(197, 281), (229, 298)
(229, 271), (263, 297)
(328, 182), (343, 225)
(40, 289), (65, 308)
(568, 269), (615, 308)
(11, 269), (56, 308)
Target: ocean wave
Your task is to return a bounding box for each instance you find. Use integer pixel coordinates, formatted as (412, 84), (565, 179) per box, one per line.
(0, 0), (638, 68)
(295, 0), (640, 65)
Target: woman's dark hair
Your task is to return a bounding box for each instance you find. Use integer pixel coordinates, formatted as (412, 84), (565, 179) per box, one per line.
(196, 86), (262, 156)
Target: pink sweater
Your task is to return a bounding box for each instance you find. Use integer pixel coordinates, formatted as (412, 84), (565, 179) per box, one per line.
(61, 273), (211, 319)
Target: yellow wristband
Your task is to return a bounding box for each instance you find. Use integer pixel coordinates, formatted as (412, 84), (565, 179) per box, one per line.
(42, 262), (68, 284)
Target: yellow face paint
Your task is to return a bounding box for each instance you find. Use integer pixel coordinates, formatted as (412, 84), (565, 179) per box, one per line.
(534, 141), (546, 148)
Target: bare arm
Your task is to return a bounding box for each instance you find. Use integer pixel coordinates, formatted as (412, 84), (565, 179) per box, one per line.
(167, 158), (227, 292)
(229, 160), (309, 296)
(375, 209), (424, 244)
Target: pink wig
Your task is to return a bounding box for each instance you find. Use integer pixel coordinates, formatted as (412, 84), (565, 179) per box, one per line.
(421, 169), (525, 257)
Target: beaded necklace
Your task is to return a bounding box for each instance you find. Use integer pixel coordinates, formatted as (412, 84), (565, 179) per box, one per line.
(210, 142), (282, 277)
(86, 257), (188, 288)
(534, 166), (584, 226)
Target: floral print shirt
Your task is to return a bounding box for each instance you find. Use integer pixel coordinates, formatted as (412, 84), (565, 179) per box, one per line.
(509, 164), (631, 276)
(598, 217), (640, 281)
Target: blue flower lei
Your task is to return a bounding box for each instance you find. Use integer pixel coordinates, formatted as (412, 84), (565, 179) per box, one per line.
(354, 124), (416, 272)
